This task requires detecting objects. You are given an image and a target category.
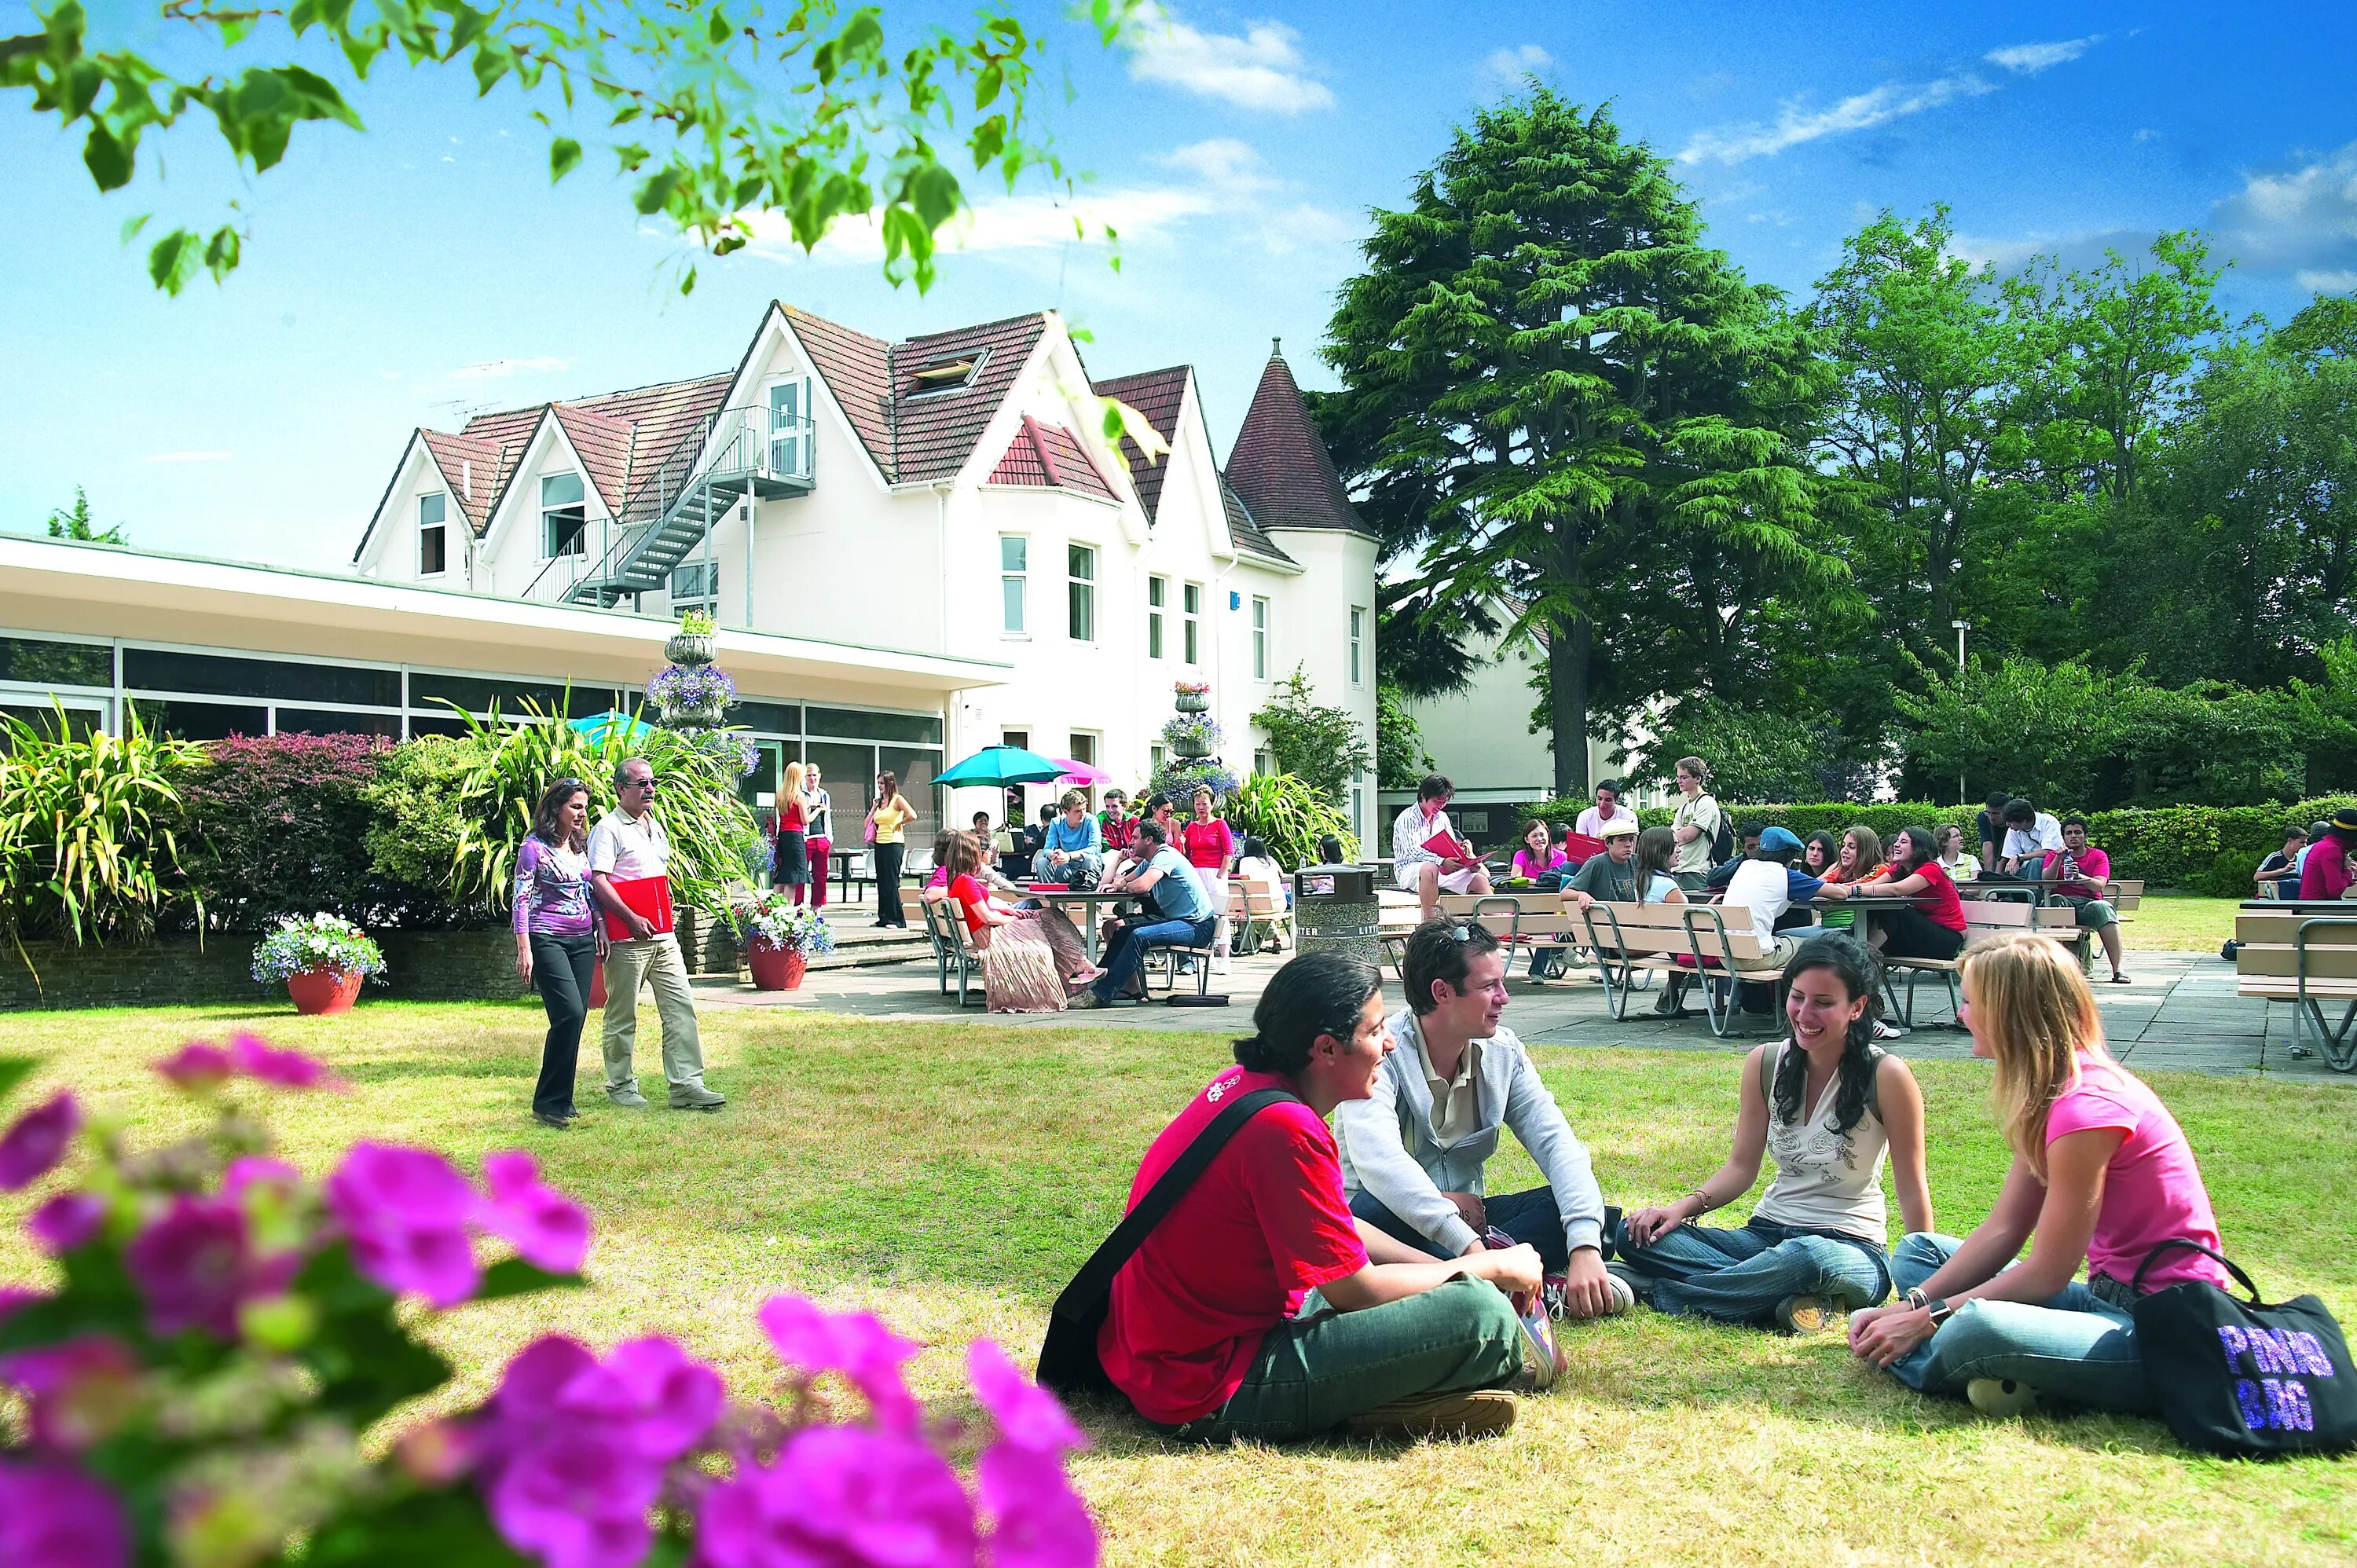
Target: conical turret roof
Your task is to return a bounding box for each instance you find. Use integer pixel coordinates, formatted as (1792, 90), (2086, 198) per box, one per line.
(1222, 340), (1373, 537)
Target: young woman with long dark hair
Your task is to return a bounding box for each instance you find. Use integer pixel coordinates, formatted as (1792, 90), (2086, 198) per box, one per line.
(864, 770), (916, 929)
(513, 776), (599, 1129)
(1611, 936), (1931, 1332)
(1849, 825), (1969, 962)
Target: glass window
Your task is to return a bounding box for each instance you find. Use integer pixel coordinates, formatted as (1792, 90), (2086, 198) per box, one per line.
(1350, 606), (1366, 686)
(0, 701), (103, 750)
(1252, 596), (1270, 680)
(541, 472), (587, 559)
(128, 698), (267, 742)
(731, 700), (802, 737)
(419, 493), (449, 576)
(124, 648), (401, 707)
(0, 635), (111, 688)
(999, 536), (1026, 634)
(1149, 743), (1167, 775)
(808, 706), (943, 746)
(1067, 544), (1095, 642)
(1147, 575), (1166, 659)
(1002, 729), (1029, 752)
(1182, 582), (1201, 665)
(274, 709), (402, 739)
(670, 560), (717, 609)
(1255, 748), (1273, 776)
(407, 672), (614, 720)
(1351, 781), (1365, 839)
(1068, 732), (1096, 767)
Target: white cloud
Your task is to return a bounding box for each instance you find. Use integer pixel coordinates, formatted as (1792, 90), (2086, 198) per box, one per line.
(1985, 36), (2100, 74)
(1678, 72), (1997, 165)
(1949, 225), (2153, 275)
(2212, 141), (2357, 287)
(2299, 269), (2357, 293)
(1126, 8), (1333, 114)
(142, 449), (233, 465)
(449, 355), (570, 383)
(1485, 44), (1552, 79)
(2133, 127), (2161, 143)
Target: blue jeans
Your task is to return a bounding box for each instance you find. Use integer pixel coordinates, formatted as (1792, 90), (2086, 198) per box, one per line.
(1350, 1186), (1571, 1273)
(1525, 943), (1567, 978)
(1611, 1215), (1889, 1324)
(1883, 1233), (2154, 1412)
(1091, 914), (1215, 1002)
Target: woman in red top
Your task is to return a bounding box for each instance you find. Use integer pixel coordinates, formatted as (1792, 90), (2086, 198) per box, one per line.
(940, 833), (1101, 1011)
(1180, 786), (1239, 973)
(1098, 951), (1541, 1442)
(1850, 826), (1967, 962)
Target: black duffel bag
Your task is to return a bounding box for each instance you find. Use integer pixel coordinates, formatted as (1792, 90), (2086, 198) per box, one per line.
(2131, 1239), (2355, 1457)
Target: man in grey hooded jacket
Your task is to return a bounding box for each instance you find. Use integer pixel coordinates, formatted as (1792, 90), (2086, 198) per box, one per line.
(1336, 919), (1629, 1320)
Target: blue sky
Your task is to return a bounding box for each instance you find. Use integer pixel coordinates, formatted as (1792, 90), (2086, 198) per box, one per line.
(4, 2), (2353, 569)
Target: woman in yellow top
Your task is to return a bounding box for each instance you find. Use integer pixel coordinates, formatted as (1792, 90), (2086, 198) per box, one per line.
(865, 770), (918, 929)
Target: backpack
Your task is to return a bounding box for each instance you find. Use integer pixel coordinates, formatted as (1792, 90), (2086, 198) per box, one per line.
(1710, 807), (1737, 866)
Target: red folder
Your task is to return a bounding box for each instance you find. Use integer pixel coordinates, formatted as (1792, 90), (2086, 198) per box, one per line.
(1560, 833), (1607, 863)
(1420, 830), (1479, 868)
(602, 875), (676, 940)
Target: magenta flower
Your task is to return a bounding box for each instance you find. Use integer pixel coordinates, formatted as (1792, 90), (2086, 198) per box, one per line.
(978, 1442), (1098, 1568)
(482, 1422), (662, 1568)
(698, 1427), (977, 1568)
(489, 1335), (600, 1429)
(229, 1033), (341, 1090)
(325, 1142), (479, 1306)
(123, 1195), (254, 1339)
(0, 1093), (79, 1191)
(222, 1156), (303, 1200)
(757, 1295), (922, 1425)
(967, 1340), (1086, 1454)
(0, 1337), (141, 1449)
(27, 1192), (104, 1255)
(153, 1042), (233, 1091)
(475, 1151), (592, 1274)
(0, 1458), (131, 1568)
(557, 1336), (723, 1461)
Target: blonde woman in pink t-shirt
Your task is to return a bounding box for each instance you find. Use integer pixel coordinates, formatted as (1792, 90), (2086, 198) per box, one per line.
(1849, 933), (2231, 1418)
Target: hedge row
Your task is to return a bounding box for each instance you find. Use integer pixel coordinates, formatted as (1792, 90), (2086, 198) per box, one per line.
(1513, 794), (2357, 892)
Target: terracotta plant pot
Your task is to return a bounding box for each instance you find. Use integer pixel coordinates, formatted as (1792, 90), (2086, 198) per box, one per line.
(588, 958), (607, 1010)
(745, 940), (806, 991)
(287, 969), (364, 1016)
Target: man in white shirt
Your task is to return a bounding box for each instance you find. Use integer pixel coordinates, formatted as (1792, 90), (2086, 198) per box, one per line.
(1573, 780), (1640, 840)
(1391, 774), (1491, 923)
(587, 757), (725, 1112)
(1997, 798), (2065, 877)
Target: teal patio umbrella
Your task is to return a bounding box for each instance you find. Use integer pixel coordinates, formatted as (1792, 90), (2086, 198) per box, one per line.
(569, 710), (657, 745)
(933, 745), (1068, 788)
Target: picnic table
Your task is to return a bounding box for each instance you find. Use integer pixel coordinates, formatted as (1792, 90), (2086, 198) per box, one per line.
(2233, 899), (2357, 1071)
(1017, 885), (1136, 962)
(829, 848), (863, 904)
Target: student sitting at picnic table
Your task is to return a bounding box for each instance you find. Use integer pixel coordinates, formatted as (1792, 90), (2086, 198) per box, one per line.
(1815, 826), (1885, 934)
(1998, 797), (2064, 877)
(2300, 807), (2357, 901)
(1975, 790), (2012, 875)
(1560, 819), (1676, 910)
(1850, 934), (2233, 1418)
(937, 832), (1103, 1010)
(1660, 827), (1851, 1019)
(1935, 823), (1983, 883)
(1033, 789), (1105, 886)
(1705, 824), (1765, 892)
(1233, 835), (1291, 954)
(1801, 830), (1838, 878)
(1097, 951), (1541, 1442)
(2039, 817), (2131, 984)
(1511, 819), (1568, 882)
(1847, 826), (1968, 962)
(2256, 825), (2308, 899)
(1099, 788), (1138, 853)
(1338, 921), (1630, 1322)
(1393, 774), (1491, 922)
(1612, 935), (1930, 1332)
(1574, 780), (1639, 840)
(1070, 819), (1217, 1009)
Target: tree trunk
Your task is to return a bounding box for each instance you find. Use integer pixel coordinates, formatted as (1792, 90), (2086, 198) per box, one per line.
(1548, 614), (1593, 800)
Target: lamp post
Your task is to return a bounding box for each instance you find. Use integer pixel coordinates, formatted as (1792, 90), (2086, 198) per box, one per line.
(1952, 619), (1970, 807)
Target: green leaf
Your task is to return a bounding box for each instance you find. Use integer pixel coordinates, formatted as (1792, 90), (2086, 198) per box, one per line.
(147, 229), (193, 293)
(472, 1256), (587, 1303)
(117, 213), (150, 247)
(82, 124), (132, 192)
(548, 136), (581, 182)
(708, 7), (731, 45)
(632, 165), (680, 215)
(907, 161), (961, 232)
(0, 1056), (36, 1104)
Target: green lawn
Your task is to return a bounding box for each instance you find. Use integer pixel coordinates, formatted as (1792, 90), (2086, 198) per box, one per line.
(2, 1000), (2352, 1566)
(2132, 893), (2243, 952)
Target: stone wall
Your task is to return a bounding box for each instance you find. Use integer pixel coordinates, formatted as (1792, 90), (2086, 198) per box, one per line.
(2, 929), (537, 1013)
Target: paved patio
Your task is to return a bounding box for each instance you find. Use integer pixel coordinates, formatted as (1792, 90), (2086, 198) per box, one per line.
(698, 935), (2354, 1083)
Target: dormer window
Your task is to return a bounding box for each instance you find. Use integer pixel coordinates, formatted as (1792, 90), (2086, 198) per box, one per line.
(906, 350), (986, 395)
(418, 493), (448, 577)
(541, 472), (587, 559)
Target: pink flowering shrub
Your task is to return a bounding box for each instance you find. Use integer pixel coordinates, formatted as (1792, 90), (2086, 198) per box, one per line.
(0, 1042), (1098, 1568)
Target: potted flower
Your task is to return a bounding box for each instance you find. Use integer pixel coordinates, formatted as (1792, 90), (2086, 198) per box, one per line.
(646, 660), (737, 730)
(731, 890), (836, 990)
(250, 911), (387, 1014)
(665, 607), (718, 665)
(1173, 677), (1211, 713)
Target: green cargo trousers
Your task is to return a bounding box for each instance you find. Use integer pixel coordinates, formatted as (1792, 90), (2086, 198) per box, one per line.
(600, 933), (709, 1099)
(1167, 1274), (1522, 1443)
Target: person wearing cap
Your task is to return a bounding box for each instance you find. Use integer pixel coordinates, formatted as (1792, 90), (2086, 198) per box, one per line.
(2300, 808), (2357, 901)
(1559, 818), (1658, 908)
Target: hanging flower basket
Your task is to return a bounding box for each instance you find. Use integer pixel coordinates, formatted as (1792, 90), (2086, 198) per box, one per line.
(1174, 689), (1210, 713)
(664, 630), (717, 666)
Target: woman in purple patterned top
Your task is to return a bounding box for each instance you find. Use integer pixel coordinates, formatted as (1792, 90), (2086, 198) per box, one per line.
(514, 778), (597, 1128)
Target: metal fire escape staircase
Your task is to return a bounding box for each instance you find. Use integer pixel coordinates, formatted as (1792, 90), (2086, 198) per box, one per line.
(522, 394), (814, 609)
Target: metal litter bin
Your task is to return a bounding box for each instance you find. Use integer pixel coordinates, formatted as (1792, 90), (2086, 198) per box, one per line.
(1292, 864), (1380, 966)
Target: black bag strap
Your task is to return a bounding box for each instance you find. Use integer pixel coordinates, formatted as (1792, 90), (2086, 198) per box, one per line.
(1050, 1087), (1303, 1322)
(2132, 1237), (2264, 1302)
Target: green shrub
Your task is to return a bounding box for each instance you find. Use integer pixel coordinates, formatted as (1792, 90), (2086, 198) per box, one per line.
(0, 710), (203, 954)
(1225, 771), (1356, 871)
(2197, 850), (2267, 899)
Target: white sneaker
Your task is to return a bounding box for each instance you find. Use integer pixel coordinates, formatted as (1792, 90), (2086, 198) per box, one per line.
(1871, 1020), (1904, 1040)
(1212, 958), (1231, 975)
(1967, 1376), (2040, 1418)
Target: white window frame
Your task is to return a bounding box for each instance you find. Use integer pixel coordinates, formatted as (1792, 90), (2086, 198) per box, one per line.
(1147, 575), (1167, 660)
(1068, 731), (1098, 769)
(1067, 543), (1097, 643)
(1182, 581), (1202, 665)
(999, 535), (1028, 637)
(416, 493), (449, 577)
(1149, 743), (1168, 775)
(1254, 748), (1273, 776)
(541, 472), (587, 560)
(1251, 595), (1270, 680)
(1349, 606), (1367, 687)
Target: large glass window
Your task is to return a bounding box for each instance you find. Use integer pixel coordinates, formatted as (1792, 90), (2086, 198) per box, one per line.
(807, 707), (942, 746)
(407, 672), (614, 720)
(1067, 544), (1095, 642)
(670, 559), (717, 613)
(419, 493), (448, 577)
(999, 536), (1027, 635)
(124, 648), (401, 707)
(128, 698), (267, 742)
(1182, 582), (1201, 665)
(541, 472), (587, 559)
(0, 700), (103, 749)
(0, 635), (110, 688)
(1146, 575), (1166, 659)
(731, 700), (802, 736)
(1252, 596), (1270, 680)
(275, 709), (402, 739)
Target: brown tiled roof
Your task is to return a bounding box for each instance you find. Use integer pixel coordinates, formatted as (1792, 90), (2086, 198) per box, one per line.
(1091, 365), (1189, 520)
(1224, 347), (1374, 537)
(782, 308), (893, 476)
(1219, 476), (1294, 564)
(549, 404), (635, 515)
(987, 416), (1116, 500)
(890, 313), (1048, 483)
(416, 430), (505, 533)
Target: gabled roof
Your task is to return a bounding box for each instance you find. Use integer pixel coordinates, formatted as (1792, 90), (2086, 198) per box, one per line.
(416, 430), (504, 533)
(891, 313), (1048, 482)
(1219, 477), (1294, 564)
(782, 306), (894, 476)
(1091, 365), (1189, 521)
(987, 416), (1116, 500)
(549, 405), (635, 515)
(1224, 343), (1375, 538)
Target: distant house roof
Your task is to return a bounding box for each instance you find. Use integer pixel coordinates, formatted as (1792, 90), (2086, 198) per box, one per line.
(1091, 365), (1190, 522)
(987, 416), (1116, 500)
(1223, 343), (1374, 538)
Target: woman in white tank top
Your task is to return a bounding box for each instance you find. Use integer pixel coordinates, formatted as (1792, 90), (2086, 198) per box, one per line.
(1607, 935), (1934, 1332)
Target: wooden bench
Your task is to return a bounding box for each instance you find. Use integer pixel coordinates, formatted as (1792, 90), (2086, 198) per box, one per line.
(922, 896), (983, 1007)
(1574, 902), (1795, 1039)
(2234, 906), (2357, 1072)
(1227, 882), (1292, 955)
(1878, 899), (2085, 1027)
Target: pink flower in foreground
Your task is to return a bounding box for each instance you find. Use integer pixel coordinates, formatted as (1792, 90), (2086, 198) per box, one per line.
(698, 1427), (977, 1568)
(978, 1442), (1099, 1568)
(228, 1033), (341, 1090)
(222, 1156), (303, 1201)
(27, 1192), (104, 1255)
(967, 1339), (1086, 1454)
(483, 1423), (662, 1568)
(0, 1093), (79, 1191)
(757, 1295), (922, 1426)
(0, 1337), (141, 1450)
(0, 1287), (41, 1324)
(325, 1143), (479, 1306)
(558, 1336), (723, 1462)
(0, 1457), (132, 1568)
(153, 1042), (233, 1092)
(476, 1151), (592, 1274)
(123, 1195), (254, 1339)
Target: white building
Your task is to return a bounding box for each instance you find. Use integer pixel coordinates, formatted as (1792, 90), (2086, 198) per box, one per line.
(3, 302), (1382, 847)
